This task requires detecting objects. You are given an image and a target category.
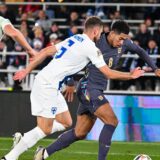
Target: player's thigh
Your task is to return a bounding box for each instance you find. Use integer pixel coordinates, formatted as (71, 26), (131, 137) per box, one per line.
(31, 82), (69, 119)
(94, 102), (118, 126)
(56, 110), (72, 127)
(37, 116), (54, 135)
(75, 114), (96, 138)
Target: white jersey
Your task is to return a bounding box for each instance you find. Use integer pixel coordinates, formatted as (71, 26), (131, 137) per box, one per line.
(0, 16), (11, 41)
(36, 34), (106, 89)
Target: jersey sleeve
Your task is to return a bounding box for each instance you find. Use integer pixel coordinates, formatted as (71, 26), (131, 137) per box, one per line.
(55, 38), (69, 51)
(1, 17), (11, 31)
(87, 46), (106, 68)
(125, 39), (158, 71)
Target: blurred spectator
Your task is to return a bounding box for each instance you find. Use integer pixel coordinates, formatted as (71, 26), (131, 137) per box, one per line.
(29, 38), (43, 89)
(35, 10), (52, 32)
(45, 22), (64, 46)
(6, 43), (26, 90)
(134, 23), (151, 49)
(103, 23), (110, 33)
(46, 33), (58, 47)
(144, 17), (154, 27)
(19, 13), (35, 26)
(95, 0), (106, 19)
(143, 39), (159, 71)
(153, 24), (160, 48)
(140, 39), (159, 91)
(20, 12), (28, 21)
(32, 38), (43, 52)
(65, 24), (78, 38)
(19, 20), (33, 40)
(0, 3), (16, 24)
(18, 0), (41, 18)
(67, 11), (81, 26)
(45, 5), (55, 19)
(32, 25), (44, 45)
(113, 10), (124, 20)
(134, 24), (151, 73)
(29, 38), (52, 89)
(0, 41), (7, 87)
(56, 6), (69, 19)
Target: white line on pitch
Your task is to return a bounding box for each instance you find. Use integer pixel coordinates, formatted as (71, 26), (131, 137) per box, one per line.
(0, 149), (159, 157)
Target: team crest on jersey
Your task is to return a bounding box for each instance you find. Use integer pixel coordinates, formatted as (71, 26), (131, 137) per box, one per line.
(118, 47), (122, 54)
(98, 95), (104, 101)
(51, 107), (57, 115)
(97, 50), (102, 56)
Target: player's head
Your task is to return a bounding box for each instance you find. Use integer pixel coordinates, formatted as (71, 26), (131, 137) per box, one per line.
(109, 20), (130, 47)
(84, 16), (103, 42)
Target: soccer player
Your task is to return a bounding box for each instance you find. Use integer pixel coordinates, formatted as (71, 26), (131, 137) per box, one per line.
(32, 20), (160, 160)
(1, 17), (144, 160)
(0, 16), (36, 57)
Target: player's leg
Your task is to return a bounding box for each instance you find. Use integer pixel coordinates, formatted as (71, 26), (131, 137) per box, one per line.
(55, 110), (72, 128)
(4, 116), (54, 160)
(34, 113), (96, 160)
(33, 77), (95, 160)
(4, 113), (69, 160)
(34, 82), (96, 160)
(94, 102), (118, 160)
(2, 80), (69, 160)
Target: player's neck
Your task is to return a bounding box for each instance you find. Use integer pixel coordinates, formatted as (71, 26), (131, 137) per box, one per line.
(83, 31), (94, 41)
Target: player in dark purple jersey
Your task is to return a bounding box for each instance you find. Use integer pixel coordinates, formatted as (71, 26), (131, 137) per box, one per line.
(33, 20), (160, 160)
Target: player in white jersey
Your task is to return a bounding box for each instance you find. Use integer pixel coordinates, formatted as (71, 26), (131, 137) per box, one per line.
(0, 16), (36, 57)
(1, 16), (144, 160)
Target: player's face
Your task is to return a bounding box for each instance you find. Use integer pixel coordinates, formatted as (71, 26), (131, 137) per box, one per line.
(93, 26), (103, 42)
(112, 32), (129, 47)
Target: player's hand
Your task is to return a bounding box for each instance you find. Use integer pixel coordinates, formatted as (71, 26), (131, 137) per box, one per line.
(155, 68), (160, 77)
(142, 66), (152, 72)
(63, 85), (75, 102)
(28, 49), (38, 59)
(130, 67), (145, 79)
(13, 69), (28, 81)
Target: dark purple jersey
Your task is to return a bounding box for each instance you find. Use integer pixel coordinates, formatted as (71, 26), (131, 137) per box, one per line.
(86, 33), (157, 91)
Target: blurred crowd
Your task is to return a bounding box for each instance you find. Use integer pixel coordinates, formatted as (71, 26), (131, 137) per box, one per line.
(0, 1), (160, 91)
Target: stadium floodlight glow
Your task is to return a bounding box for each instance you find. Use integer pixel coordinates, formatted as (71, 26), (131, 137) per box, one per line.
(58, 0), (64, 2)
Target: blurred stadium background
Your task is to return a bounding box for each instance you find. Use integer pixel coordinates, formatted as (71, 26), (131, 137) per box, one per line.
(0, 0), (160, 159)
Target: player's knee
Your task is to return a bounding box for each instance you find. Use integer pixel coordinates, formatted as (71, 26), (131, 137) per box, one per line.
(75, 129), (87, 139)
(40, 127), (52, 135)
(108, 115), (118, 127)
(76, 132), (87, 139)
(102, 115), (118, 127)
(64, 119), (73, 128)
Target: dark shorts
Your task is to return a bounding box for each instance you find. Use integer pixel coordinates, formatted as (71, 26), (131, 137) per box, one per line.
(76, 78), (109, 116)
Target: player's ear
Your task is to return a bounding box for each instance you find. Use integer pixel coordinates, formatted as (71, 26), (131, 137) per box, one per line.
(93, 27), (98, 36)
(110, 31), (115, 37)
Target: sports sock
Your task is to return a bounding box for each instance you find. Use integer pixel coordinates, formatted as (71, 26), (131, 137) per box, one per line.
(5, 127), (46, 160)
(46, 129), (79, 156)
(98, 124), (116, 160)
(51, 120), (66, 133)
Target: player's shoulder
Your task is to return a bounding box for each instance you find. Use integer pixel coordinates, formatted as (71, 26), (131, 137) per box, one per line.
(0, 16), (11, 27)
(0, 16), (9, 22)
(123, 38), (135, 46)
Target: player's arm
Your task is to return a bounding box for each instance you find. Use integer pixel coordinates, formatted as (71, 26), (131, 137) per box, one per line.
(99, 65), (144, 80)
(3, 24), (37, 57)
(125, 39), (160, 76)
(88, 48), (144, 80)
(63, 77), (75, 102)
(13, 45), (57, 81)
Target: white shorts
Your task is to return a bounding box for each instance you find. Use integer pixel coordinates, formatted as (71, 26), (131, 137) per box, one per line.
(30, 78), (68, 118)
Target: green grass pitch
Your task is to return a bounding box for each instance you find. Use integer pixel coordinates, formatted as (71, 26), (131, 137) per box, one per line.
(0, 138), (160, 160)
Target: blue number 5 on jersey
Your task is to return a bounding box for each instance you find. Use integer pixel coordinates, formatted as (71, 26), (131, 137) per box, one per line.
(55, 39), (75, 59)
